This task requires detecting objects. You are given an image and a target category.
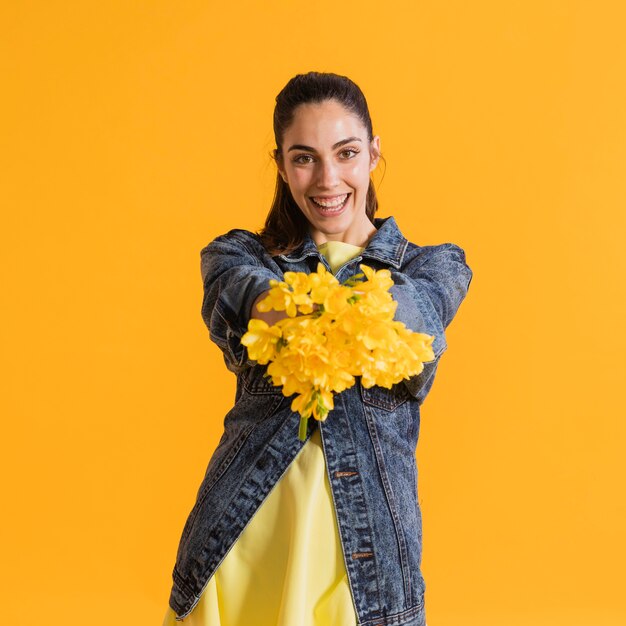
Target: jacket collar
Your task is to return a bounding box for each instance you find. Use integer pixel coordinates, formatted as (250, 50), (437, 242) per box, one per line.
(277, 215), (409, 270)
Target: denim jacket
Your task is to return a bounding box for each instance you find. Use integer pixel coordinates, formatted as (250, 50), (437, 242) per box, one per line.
(168, 216), (473, 625)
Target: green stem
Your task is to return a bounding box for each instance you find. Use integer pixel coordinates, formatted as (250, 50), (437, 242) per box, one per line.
(298, 415), (309, 441)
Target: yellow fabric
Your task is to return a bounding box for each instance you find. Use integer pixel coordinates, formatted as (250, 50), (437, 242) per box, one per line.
(316, 240), (364, 274)
(163, 240), (364, 626)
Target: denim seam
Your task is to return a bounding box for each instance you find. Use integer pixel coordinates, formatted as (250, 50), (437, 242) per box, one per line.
(344, 390), (386, 616)
(359, 595), (425, 626)
(362, 400), (413, 604)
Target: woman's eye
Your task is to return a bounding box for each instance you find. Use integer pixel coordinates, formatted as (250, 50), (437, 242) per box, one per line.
(340, 148), (359, 158)
(293, 154), (314, 164)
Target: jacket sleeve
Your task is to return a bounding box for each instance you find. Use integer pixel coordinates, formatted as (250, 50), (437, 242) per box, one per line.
(200, 233), (283, 374)
(388, 243), (473, 404)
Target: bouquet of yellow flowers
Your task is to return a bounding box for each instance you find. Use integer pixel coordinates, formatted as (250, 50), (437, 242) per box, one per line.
(241, 263), (436, 441)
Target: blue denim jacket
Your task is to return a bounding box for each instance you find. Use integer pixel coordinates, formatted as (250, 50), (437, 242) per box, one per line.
(168, 216), (473, 625)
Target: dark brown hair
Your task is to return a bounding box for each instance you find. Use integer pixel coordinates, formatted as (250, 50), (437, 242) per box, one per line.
(258, 71), (385, 256)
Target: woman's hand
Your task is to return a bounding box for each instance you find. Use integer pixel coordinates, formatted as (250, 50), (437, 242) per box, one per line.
(250, 291), (320, 325)
(250, 291), (289, 325)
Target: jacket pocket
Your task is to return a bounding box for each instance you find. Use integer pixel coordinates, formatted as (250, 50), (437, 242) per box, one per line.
(241, 364), (286, 397)
(359, 379), (412, 411)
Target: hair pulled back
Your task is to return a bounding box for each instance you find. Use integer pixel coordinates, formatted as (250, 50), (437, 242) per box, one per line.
(258, 71), (383, 256)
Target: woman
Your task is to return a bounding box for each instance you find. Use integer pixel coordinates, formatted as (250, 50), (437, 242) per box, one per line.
(163, 71), (472, 626)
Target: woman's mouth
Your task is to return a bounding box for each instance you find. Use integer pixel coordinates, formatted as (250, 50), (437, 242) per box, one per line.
(308, 193), (350, 216)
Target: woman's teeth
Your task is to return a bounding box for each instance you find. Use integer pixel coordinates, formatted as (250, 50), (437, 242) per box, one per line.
(310, 193), (349, 213)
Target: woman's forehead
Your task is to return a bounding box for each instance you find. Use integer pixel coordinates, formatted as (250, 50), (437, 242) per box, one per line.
(285, 101), (368, 143)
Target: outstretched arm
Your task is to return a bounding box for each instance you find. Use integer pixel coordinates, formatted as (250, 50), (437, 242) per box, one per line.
(200, 234), (283, 374)
(388, 243), (473, 403)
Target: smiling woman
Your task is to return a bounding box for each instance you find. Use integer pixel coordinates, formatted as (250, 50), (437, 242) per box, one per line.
(162, 71), (471, 626)
(276, 99), (381, 248)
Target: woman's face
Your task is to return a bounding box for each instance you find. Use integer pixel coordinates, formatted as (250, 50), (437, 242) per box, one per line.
(277, 99), (381, 247)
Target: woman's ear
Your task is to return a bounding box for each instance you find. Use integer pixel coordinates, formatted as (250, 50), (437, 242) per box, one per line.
(276, 157), (288, 183)
(369, 135), (381, 171)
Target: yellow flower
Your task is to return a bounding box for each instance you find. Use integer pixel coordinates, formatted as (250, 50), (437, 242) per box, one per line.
(360, 321), (398, 351)
(254, 279), (298, 317)
(357, 264), (395, 292)
(322, 284), (353, 316)
(313, 388), (334, 420)
(283, 271), (316, 314)
(240, 319), (282, 364)
(308, 262), (340, 305)
(242, 262), (441, 441)
(290, 385), (315, 417)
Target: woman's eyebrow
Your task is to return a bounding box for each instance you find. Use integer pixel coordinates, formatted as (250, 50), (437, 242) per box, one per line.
(287, 136), (362, 153)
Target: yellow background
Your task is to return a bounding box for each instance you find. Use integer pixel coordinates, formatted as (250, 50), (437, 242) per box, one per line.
(1, 2), (625, 624)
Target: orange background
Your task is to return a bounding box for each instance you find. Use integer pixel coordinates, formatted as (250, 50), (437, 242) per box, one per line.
(1, 2), (625, 625)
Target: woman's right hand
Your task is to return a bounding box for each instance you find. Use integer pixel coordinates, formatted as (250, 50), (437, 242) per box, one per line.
(250, 290), (319, 325)
(250, 290), (289, 326)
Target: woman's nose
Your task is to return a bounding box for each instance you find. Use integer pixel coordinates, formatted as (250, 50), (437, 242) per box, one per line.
(316, 160), (340, 188)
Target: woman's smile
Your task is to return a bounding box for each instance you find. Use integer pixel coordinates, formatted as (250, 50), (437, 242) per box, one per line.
(309, 192), (351, 216)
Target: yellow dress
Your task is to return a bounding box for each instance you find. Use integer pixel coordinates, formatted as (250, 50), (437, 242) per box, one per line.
(163, 240), (365, 626)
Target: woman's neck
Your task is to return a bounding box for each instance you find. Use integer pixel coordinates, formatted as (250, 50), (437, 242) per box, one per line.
(310, 218), (377, 248)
